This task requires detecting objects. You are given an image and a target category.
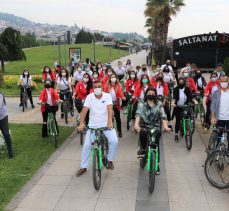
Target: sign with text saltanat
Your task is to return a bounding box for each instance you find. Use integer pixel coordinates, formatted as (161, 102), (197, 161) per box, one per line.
(69, 48), (81, 63)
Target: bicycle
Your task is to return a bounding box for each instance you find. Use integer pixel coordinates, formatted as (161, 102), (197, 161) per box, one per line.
(38, 103), (59, 148)
(60, 90), (74, 124)
(204, 127), (229, 189)
(193, 93), (205, 127)
(125, 93), (134, 130)
(138, 124), (161, 193)
(178, 104), (193, 150)
(87, 127), (109, 190)
(21, 85), (28, 112)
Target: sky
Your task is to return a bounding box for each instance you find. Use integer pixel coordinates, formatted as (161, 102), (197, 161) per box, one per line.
(0, 0), (229, 38)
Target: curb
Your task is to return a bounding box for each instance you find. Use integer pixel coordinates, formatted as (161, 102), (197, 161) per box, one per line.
(5, 130), (78, 211)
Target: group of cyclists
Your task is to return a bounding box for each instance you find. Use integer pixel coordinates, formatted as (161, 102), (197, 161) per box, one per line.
(16, 57), (228, 176)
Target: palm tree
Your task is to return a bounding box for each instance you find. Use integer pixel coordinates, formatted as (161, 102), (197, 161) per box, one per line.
(145, 0), (185, 63)
(0, 27), (26, 86)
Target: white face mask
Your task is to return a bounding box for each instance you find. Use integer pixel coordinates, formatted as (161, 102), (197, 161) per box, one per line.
(45, 69), (49, 73)
(24, 72), (28, 75)
(183, 73), (189, 78)
(83, 78), (89, 83)
(211, 77), (217, 82)
(86, 68), (90, 72)
(98, 65), (101, 68)
(108, 72), (112, 76)
(221, 82), (228, 89)
(62, 72), (66, 77)
(93, 74), (98, 78)
(130, 74), (135, 79)
(78, 68), (82, 72)
(103, 67), (106, 70)
(94, 88), (102, 96)
(111, 78), (116, 83)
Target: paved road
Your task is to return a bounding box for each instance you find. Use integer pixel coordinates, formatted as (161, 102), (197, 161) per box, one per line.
(5, 51), (229, 211)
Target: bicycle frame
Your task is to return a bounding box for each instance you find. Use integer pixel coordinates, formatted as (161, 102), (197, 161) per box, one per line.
(147, 146), (159, 172)
(182, 105), (192, 136)
(47, 112), (57, 136)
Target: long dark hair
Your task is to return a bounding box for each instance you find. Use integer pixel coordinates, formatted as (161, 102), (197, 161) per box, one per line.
(96, 62), (102, 71)
(144, 86), (158, 104)
(22, 68), (30, 78)
(128, 70), (137, 81)
(59, 67), (69, 80)
(140, 74), (150, 88)
(83, 73), (93, 94)
(43, 66), (51, 74)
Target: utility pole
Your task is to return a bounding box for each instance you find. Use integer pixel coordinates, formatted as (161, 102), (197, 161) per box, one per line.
(58, 36), (61, 66)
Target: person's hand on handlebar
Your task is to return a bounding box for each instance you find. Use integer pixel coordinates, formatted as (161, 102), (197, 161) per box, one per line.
(77, 123), (84, 132)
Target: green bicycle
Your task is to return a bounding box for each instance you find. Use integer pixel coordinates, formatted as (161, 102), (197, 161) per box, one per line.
(179, 104), (193, 150)
(88, 127), (109, 190)
(193, 93), (205, 127)
(39, 103), (59, 148)
(125, 93), (134, 130)
(138, 124), (160, 193)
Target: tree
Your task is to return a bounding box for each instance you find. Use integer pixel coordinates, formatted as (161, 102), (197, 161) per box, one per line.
(144, 0), (185, 64)
(75, 28), (95, 43)
(0, 27), (26, 86)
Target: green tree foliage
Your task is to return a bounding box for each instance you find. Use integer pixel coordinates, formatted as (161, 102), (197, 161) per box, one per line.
(20, 33), (38, 48)
(0, 27), (26, 86)
(75, 28), (94, 43)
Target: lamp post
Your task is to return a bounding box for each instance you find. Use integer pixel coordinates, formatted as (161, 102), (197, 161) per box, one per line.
(58, 36), (61, 66)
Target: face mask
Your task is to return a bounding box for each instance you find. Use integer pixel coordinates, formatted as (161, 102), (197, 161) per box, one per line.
(146, 95), (155, 101)
(94, 88), (102, 96)
(183, 73), (189, 78)
(163, 69), (169, 73)
(78, 68), (82, 72)
(83, 78), (89, 83)
(98, 65), (101, 68)
(111, 78), (116, 83)
(108, 72), (112, 76)
(211, 77), (217, 82)
(24, 72), (28, 75)
(103, 67), (106, 70)
(93, 74), (98, 78)
(196, 72), (201, 77)
(221, 82), (228, 89)
(178, 83), (185, 89)
(157, 77), (163, 81)
(86, 68), (90, 72)
(130, 74), (135, 79)
(142, 79), (148, 84)
(62, 73), (66, 77)
(45, 84), (51, 88)
(45, 69), (49, 73)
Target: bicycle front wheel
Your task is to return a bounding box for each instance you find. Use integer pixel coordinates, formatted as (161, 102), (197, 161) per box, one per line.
(149, 151), (156, 193)
(92, 149), (101, 190)
(185, 120), (192, 150)
(50, 119), (58, 148)
(204, 150), (229, 189)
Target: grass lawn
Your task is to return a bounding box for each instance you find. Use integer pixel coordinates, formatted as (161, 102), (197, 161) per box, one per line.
(0, 123), (74, 211)
(5, 44), (128, 75)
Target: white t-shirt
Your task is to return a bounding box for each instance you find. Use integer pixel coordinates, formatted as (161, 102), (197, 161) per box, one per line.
(177, 88), (187, 106)
(139, 86), (148, 100)
(57, 77), (71, 90)
(164, 73), (173, 83)
(157, 84), (164, 96)
(20, 75), (32, 87)
(84, 92), (112, 127)
(115, 67), (125, 75)
(212, 85), (218, 95)
(219, 90), (229, 120)
(110, 88), (116, 102)
(73, 71), (85, 82)
(197, 77), (203, 88)
(46, 89), (53, 105)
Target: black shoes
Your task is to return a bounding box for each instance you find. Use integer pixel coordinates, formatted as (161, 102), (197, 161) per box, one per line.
(175, 134), (178, 142)
(107, 161), (114, 170)
(118, 131), (122, 138)
(19, 103), (23, 107)
(61, 113), (64, 119)
(32, 104), (35, 109)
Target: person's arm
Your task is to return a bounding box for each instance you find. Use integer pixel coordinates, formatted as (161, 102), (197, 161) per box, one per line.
(78, 106), (89, 131)
(56, 77), (60, 91)
(107, 104), (113, 129)
(190, 78), (198, 93)
(134, 116), (140, 133)
(68, 78), (72, 92)
(210, 91), (218, 125)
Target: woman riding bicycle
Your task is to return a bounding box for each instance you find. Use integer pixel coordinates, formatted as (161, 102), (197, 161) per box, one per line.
(42, 66), (56, 88)
(134, 87), (170, 174)
(125, 70), (140, 95)
(18, 68), (35, 108)
(72, 64), (85, 87)
(104, 73), (126, 137)
(151, 73), (172, 129)
(73, 73), (93, 124)
(102, 68), (114, 86)
(172, 77), (194, 142)
(39, 79), (60, 137)
(56, 67), (73, 119)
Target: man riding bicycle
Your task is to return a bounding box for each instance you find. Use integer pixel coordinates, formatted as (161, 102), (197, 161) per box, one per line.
(76, 80), (118, 177)
(134, 87), (171, 175)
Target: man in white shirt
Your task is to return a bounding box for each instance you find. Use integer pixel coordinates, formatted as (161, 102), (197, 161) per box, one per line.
(76, 80), (118, 176)
(114, 61), (125, 81)
(161, 60), (173, 73)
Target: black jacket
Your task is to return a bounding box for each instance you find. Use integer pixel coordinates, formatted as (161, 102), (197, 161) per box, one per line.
(173, 86), (193, 105)
(193, 76), (207, 90)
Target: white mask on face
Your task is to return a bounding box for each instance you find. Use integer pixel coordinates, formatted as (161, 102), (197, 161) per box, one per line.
(93, 74), (98, 79)
(108, 72), (112, 76)
(111, 78), (116, 83)
(130, 74), (135, 79)
(45, 69), (49, 73)
(220, 82), (228, 89)
(98, 65), (101, 68)
(94, 88), (102, 96)
(83, 78), (89, 83)
(103, 67), (106, 70)
(78, 68), (82, 72)
(86, 68), (90, 72)
(211, 77), (217, 82)
(24, 72), (28, 76)
(183, 73), (189, 78)
(62, 72), (66, 77)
